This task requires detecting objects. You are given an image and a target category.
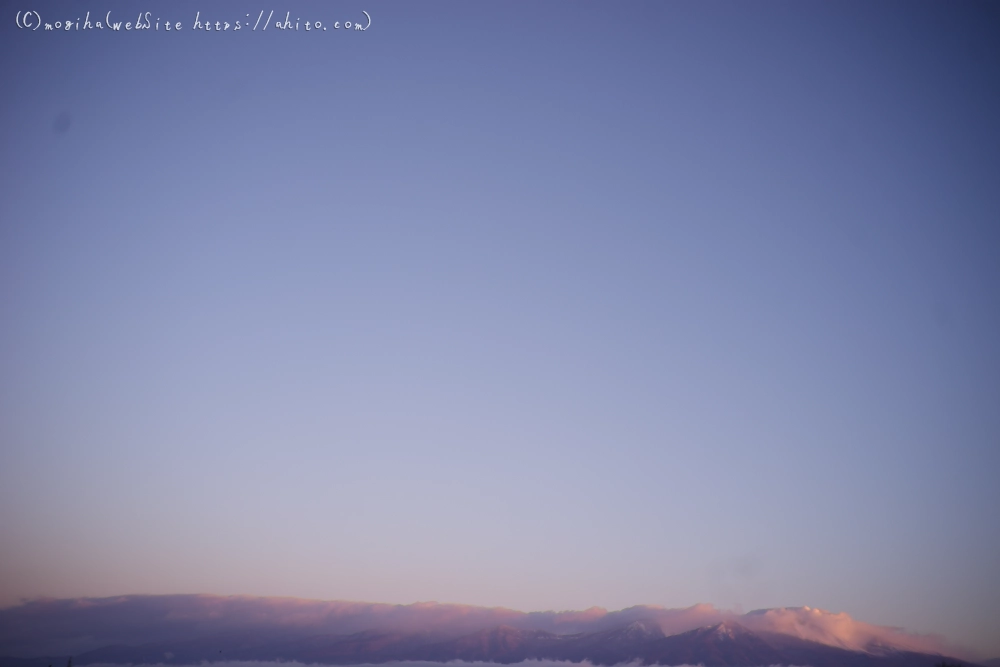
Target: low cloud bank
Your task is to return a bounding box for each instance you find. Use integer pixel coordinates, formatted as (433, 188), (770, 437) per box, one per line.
(739, 606), (948, 655)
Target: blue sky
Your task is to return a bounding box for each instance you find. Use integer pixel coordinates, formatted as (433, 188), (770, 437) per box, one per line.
(1, 0), (999, 659)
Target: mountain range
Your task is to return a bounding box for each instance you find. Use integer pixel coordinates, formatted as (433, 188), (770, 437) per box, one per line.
(0, 595), (989, 667)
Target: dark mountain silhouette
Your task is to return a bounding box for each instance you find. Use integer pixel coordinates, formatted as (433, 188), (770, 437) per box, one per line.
(0, 620), (980, 667)
(639, 621), (787, 666)
(0, 596), (985, 667)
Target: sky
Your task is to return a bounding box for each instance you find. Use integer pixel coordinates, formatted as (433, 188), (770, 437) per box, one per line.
(1, 0), (999, 660)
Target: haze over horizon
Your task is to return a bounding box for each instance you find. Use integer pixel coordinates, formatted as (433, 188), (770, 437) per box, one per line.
(2, 0), (999, 662)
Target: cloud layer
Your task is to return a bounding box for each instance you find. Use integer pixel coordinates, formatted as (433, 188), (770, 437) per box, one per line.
(738, 606), (948, 655)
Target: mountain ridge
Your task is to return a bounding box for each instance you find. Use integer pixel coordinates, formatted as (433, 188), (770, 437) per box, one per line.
(0, 621), (981, 667)
(0, 595), (982, 667)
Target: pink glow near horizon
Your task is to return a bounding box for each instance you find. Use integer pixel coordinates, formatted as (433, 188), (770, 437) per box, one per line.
(739, 606), (953, 655)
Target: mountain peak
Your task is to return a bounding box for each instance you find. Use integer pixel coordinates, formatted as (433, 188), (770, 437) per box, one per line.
(701, 620), (753, 641)
(709, 621), (738, 640)
(617, 620), (663, 640)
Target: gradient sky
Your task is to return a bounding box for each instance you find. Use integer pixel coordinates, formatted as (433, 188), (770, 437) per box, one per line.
(2, 0), (999, 660)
